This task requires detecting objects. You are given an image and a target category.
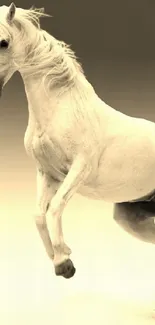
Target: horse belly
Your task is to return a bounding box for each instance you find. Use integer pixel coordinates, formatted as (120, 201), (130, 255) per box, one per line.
(107, 167), (155, 202)
(79, 138), (155, 203)
(79, 171), (155, 203)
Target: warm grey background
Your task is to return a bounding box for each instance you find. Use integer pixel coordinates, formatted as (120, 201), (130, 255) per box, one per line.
(1, 2), (155, 324)
(2, 0), (155, 117)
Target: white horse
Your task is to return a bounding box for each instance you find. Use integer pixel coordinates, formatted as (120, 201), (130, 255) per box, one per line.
(1, 3), (155, 279)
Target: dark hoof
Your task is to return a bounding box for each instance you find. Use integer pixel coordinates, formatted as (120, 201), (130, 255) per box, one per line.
(55, 259), (76, 279)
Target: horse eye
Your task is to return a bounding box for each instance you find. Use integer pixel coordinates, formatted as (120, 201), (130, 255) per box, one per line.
(0, 40), (9, 49)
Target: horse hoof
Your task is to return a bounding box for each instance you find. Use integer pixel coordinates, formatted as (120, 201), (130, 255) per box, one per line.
(55, 259), (76, 279)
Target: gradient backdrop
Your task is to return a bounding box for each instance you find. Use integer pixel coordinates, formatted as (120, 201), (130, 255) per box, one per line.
(1, 1), (155, 324)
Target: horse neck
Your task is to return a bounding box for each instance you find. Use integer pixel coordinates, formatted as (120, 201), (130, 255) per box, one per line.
(20, 72), (57, 134)
(18, 30), (94, 132)
(18, 40), (65, 127)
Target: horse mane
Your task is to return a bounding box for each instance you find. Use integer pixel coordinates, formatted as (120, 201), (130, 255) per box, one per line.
(13, 6), (50, 29)
(12, 6), (84, 93)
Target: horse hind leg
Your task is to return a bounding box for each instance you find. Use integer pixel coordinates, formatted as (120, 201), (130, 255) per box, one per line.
(113, 200), (155, 244)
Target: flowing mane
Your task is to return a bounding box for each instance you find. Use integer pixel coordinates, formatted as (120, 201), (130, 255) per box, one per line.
(12, 7), (84, 92)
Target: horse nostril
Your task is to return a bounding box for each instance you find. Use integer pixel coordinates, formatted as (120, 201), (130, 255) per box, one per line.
(0, 40), (9, 48)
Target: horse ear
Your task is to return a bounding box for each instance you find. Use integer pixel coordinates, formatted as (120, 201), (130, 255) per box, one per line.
(7, 3), (16, 23)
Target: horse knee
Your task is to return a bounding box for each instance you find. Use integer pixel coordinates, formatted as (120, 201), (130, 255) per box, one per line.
(35, 214), (46, 230)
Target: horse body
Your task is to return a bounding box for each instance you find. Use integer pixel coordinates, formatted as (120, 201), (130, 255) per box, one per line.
(24, 77), (155, 203)
(1, 4), (155, 278)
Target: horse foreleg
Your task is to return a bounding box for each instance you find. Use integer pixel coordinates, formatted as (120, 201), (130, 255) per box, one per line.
(113, 200), (155, 244)
(46, 156), (90, 279)
(34, 168), (60, 259)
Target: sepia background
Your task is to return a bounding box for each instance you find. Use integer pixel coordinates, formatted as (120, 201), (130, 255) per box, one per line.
(1, 0), (155, 324)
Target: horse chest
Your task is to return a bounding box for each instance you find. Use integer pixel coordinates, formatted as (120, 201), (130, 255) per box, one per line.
(25, 131), (69, 180)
